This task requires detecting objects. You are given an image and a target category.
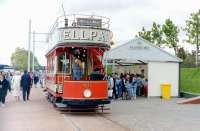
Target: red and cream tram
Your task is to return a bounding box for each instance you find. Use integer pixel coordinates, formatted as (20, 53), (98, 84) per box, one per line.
(45, 14), (113, 110)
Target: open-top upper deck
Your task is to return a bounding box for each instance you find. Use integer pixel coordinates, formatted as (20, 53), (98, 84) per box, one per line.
(46, 14), (113, 53)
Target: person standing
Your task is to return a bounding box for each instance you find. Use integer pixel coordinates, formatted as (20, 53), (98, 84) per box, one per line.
(108, 75), (114, 99)
(20, 70), (31, 101)
(33, 72), (39, 88)
(5, 72), (12, 88)
(27, 72), (33, 100)
(0, 73), (11, 107)
(11, 71), (21, 101)
(72, 58), (83, 80)
(120, 75), (126, 100)
(116, 76), (122, 98)
(125, 75), (134, 100)
(132, 75), (138, 100)
(112, 74), (118, 99)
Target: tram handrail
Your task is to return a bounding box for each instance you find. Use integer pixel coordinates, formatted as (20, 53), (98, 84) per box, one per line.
(48, 14), (110, 37)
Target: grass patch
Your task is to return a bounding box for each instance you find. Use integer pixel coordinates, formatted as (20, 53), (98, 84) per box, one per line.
(181, 67), (200, 94)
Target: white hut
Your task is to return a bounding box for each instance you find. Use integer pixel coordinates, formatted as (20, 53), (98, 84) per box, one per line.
(105, 37), (182, 97)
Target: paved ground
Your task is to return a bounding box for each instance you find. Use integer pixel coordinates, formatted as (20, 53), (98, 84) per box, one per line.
(107, 99), (200, 131)
(1, 87), (200, 131)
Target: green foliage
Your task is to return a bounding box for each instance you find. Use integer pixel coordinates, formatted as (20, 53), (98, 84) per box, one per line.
(181, 52), (196, 68)
(181, 67), (200, 93)
(183, 9), (200, 45)
(136, 27), (153, 43)
(162, 19), (180, 55)
(151, 22), (163, 47)
(11, 47), (41, 71)
(177, 47), (187, 60)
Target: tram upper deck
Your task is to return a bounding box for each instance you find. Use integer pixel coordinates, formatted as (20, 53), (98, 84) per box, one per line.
(46, 14), (113, 53)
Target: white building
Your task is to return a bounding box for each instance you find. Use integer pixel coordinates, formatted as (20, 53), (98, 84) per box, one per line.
(105, 37), (182, 97)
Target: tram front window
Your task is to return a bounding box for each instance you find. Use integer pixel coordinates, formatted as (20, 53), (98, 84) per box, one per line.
(58, 53), (70, 74)
(72, 48), (87, 80)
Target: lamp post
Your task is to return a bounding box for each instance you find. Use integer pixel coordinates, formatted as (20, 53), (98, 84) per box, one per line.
(28, 20), (31, 72)
(31, 32), (49, 73)
(32, 31), (35, 73)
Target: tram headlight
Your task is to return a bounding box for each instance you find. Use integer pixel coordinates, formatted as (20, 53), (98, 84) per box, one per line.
(83, 89), (92, 98)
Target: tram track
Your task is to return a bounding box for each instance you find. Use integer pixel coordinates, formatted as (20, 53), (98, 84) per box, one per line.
(63, 115), (82, 131)
(62, 112), (130, 131)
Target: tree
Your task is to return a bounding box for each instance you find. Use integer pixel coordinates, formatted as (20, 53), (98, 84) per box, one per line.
(177, 47), (187, 60)
(162, 19), (180, 55)
(183, 9), (200, 66)
(151, 22), (163, 47)
(11, 47), (41, 71)
(181, 51), (196, 68)
(136, 27), (153, 42)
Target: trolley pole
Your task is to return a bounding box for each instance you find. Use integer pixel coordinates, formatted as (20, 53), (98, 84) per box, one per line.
(32, 31), (35, 73)
(28, 19), (31, 72)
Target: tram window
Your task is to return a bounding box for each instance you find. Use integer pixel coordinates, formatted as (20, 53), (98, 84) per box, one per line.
(71, 48), (87, 80)
(58, 53), (70, 74)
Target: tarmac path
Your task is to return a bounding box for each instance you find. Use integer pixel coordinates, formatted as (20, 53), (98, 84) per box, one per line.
(0, 87), (128, 131)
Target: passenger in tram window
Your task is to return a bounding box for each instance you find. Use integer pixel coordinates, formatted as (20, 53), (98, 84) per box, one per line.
(72, 57), (83, 80)
(90, 68), (104, 80)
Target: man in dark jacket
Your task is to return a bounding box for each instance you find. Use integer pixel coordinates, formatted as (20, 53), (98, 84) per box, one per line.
(0, 73), (11, 107)
(20, 70), (31, 101)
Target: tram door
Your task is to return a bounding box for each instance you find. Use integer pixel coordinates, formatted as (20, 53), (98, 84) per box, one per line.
(71, 48), (89, 80)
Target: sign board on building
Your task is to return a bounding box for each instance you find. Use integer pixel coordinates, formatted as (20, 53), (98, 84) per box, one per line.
(129, 42), (150, 50)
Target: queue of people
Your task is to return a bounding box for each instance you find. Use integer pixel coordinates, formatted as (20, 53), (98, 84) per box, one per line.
(0, 70), (45, 107)
(107, 72), (148, 100)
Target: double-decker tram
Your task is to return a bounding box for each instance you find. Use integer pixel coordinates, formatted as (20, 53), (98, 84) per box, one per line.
(45, 14), (113, 111)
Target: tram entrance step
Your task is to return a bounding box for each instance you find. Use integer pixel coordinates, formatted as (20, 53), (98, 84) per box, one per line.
(55, 103), (67, 108)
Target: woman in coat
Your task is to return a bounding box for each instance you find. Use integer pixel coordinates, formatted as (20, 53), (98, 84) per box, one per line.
(0, 73), (11, 107)
(12, 71), (21, 101)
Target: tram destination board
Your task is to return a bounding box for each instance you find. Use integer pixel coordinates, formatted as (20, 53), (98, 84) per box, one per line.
(58, 28), (112, 45)
(77, 18), (102, 28)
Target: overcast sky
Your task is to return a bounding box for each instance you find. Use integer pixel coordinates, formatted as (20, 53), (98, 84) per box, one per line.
(0, 0), (199, 65)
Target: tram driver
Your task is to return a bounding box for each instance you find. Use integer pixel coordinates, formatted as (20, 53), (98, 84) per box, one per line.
(72, 57), (83, 80)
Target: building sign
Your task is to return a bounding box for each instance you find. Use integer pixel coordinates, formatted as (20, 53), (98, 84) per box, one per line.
(58, 28), (112, 45)
(129, 41), (150, 50)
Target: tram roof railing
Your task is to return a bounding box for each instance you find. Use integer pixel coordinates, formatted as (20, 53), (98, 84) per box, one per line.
(48, 14), (110, 36)
(45, 14), (111, 53)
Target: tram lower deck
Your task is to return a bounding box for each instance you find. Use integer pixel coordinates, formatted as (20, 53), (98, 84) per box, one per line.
(46, 46), (110, 108)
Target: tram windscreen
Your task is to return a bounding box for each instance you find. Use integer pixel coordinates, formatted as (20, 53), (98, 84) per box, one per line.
(58, 53), (70, 74)
(71, 48), (87, 80)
